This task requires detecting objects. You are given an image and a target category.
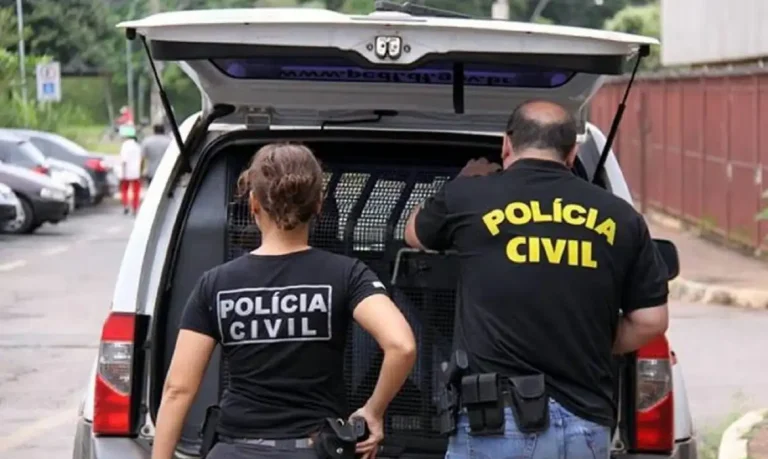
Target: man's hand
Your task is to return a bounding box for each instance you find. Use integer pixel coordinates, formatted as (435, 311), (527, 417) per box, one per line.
(459, 158), (501, 177)
(350, 405), (384, 459)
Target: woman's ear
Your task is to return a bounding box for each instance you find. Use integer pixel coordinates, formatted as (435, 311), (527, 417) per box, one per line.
(249, 192), (261, 218)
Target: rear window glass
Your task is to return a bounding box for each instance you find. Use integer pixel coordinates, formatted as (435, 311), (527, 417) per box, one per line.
(211, 57), (574, 88)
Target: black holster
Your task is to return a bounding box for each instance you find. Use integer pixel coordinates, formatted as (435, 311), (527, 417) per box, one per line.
(199, 405), (221, 458)
(436, 350), (469, 435)
(313, 417), (368, 459)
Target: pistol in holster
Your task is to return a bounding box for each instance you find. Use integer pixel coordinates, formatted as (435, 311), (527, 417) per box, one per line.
(436, 350), (469, 436)
(313, 417), (370, 459)
(460, 372), (550, 436)
(199, 405), (221, 458)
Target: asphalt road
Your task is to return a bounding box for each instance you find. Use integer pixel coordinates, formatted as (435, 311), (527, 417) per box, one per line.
(1, 203), (767, 458)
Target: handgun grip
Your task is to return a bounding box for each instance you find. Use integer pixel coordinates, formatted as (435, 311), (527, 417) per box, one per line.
(351, 416), (370, 442)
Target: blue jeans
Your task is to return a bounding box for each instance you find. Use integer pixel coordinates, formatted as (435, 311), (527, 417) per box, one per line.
(445, 399), (611, 459)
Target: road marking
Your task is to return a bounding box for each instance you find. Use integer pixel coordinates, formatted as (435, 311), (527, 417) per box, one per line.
(0, 406), (78, 453)
(41, 245), (70, 256)
(0, 260), (27, 272)
(106, 225), (122, 234)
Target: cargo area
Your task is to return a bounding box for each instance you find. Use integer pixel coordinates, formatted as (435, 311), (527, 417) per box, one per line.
(149, 130), (618, 457)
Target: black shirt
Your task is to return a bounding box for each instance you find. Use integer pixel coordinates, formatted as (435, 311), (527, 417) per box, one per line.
(414, 158), (669, 427)
(180, 248), (387, 439)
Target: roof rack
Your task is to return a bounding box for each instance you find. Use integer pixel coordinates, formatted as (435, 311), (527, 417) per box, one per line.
(373, 1), (473, 19)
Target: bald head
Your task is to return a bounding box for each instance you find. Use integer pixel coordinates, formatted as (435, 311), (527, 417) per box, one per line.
(504, 99), (578, 162)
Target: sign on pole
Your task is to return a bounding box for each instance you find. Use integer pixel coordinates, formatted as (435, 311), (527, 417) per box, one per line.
(36, 61), (61, 102)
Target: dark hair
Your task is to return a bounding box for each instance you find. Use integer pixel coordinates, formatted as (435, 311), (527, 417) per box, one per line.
(153, 124), (165, 135)
(505, 100), (578, 160)
(237, 143), (324, 231)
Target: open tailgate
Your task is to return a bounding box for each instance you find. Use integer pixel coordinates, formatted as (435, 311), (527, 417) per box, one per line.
(117, 7), (657, 132)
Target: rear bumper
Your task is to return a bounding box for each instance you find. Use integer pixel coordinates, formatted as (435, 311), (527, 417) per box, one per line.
(31, 199), (69, 223)
(72, 418), (150, 459)
(613, 437), (698, 459)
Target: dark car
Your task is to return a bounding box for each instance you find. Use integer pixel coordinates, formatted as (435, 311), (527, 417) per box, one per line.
(0, 130), (50, 175)
(9, 129), (113, 203)
(0, 161), (70, 234)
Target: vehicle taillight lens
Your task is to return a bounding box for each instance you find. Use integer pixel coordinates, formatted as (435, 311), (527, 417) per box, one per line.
(33, 165), (49, 175)
(86, 158), (107, 172)
(635, 335), (674, 453)
(93, 312), (135, 436)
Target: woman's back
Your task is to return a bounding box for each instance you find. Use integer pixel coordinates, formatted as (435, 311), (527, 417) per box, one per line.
(181, 248), (384, 438)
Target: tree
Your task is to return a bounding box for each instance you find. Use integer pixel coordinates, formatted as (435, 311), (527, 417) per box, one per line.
(604, 1), (660, 69)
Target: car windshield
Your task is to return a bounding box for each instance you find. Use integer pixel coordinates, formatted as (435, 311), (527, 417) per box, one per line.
(18, 141), (47, 164)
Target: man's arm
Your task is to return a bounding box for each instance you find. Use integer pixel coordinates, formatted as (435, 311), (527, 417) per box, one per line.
(613, 217), (670, 354)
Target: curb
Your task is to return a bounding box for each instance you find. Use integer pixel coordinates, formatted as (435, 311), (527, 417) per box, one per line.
(718, 409), (768, 459)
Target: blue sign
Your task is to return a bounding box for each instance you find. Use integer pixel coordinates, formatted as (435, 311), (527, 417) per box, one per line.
(36, 62), (61, 102)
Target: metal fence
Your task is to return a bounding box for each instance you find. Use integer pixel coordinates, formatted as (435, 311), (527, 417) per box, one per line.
(590, 68), (768, 251)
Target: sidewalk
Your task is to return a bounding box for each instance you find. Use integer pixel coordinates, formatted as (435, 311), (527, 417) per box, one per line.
(645, 212), (768, 309)
(750, 421), (768, 459)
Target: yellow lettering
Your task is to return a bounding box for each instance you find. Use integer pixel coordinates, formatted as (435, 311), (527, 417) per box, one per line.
(505, 202), (532, 225)
(482, 209), (505, 236)
(585, 208), (598, 229)
(553, 198), (563, 223)
(567, 239), (580, 266)
(506, 237), (527, 263)
(581, 241), (598, 268)
(541, 238), (566, 264)
(562, 204), (586, 226)
(594, 219), (616, 245)
(530, 201), (553, 222)
(528, 236), (541, 262)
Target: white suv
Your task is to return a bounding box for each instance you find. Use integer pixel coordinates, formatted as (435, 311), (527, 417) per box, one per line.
(72, 6), (697, 459)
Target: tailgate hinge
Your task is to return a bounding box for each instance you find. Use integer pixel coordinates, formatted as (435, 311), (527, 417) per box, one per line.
(245, 108), (274, 130)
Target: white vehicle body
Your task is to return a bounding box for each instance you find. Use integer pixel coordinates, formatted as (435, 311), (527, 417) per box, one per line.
(47, 157), (96, 205)
(73, 7), (695, 459)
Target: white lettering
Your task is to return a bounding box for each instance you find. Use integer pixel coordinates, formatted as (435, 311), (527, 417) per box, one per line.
(307, 293), (328, 313)
(265, 319), (282, 338)
(220, 299), (234, 319)
(234, 297), (253, 316)
(281, 294), (298, 313)
(255, 296), (270, 315)
(302, 317), (317, 336)
(230, 322), (245, 340)
(250, 319), (258, 338)
(287, 317), (295, 336)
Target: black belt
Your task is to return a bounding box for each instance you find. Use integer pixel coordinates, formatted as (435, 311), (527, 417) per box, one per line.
(218, 435), (314, 449)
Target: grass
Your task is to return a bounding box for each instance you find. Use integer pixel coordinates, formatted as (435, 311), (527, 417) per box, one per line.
(698, 393), (752, 459)
(59, 125), (122, 155)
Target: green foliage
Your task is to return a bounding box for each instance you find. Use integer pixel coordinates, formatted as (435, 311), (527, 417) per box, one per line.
(604, 1), (661, 70)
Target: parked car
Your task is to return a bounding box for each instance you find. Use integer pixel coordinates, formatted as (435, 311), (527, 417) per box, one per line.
(0, 130), (50, 175)
(0, 160), (70, 234)
(71, 8), (697, 459)
(9, 129), (113, 203)
(47, 157), (97, 208)
(0, 182), (19, 227)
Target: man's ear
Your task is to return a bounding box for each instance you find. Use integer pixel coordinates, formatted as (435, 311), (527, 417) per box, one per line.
(501, 135), (513, 162)
(564, 146), (578, 169)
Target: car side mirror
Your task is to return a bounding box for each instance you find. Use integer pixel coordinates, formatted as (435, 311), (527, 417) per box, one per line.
(653, 239), (680, 281)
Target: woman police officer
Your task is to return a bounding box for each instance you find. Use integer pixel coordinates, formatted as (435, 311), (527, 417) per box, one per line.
(151, 143), (417, 459)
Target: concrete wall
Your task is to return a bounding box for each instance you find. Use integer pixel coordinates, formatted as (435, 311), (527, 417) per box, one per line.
(661, 0), (768, 66)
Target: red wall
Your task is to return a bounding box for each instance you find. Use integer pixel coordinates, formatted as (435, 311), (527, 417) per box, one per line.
(591, 73), (768, 251)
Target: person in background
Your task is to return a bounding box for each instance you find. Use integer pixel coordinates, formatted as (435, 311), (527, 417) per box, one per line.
(141, 123), (171, 186)
(118, 125), (143, 216)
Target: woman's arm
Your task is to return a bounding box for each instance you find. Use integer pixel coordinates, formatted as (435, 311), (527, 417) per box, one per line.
(352, 294), (416, 418)
(152, 330), (216, 459)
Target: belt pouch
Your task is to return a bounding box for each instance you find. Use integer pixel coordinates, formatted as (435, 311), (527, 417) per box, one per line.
(313, 418), (357, 459)
(460, 373), (504, 436)
(507, 374), (550, 434)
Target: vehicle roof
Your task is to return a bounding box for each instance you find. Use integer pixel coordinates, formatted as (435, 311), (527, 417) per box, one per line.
(119, 8), (659, 47)
(0, 129), (26, 143)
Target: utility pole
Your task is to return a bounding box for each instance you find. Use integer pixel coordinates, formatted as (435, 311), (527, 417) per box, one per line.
(148, 0), (164, 126)
(15, 0), (27, 106)
(529, 0), (552, 22)
(491, 0), (509, 20)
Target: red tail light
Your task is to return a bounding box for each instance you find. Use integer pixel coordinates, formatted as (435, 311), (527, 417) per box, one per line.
(635, 335), (674, 453)
(93, 313), (136, 436)
(86, 158), (107, 172)
(33, 165), (49, 175)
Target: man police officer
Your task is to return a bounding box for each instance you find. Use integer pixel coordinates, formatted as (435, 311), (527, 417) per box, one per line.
(404, 100), (670, 459)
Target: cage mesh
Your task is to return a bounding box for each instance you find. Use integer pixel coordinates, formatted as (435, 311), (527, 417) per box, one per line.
(225, 162), (460, 444)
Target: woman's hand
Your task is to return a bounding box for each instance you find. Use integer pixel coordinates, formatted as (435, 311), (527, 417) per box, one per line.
(350, 405), (384, 459)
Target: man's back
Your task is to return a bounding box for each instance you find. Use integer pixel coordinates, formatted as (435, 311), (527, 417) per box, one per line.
(141, 134), (171, 178)
(419, 158), (666, 427)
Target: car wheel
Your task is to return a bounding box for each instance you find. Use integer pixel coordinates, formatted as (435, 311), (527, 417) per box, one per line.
(1, 196), (35, 234)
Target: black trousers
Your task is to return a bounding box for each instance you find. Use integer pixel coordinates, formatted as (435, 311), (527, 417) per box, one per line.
(207, 442), (317, 459)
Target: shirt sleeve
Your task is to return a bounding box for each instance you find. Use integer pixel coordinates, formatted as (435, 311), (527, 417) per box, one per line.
(622, 216), (670, 314)
(346, 260), (389, 313)
(414, 182), (455, 251)
(179, 271), (219, 339)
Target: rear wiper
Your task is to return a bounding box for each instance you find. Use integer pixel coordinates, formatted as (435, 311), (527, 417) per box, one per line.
(591, 44), (650, 186)
(320, 110), (398, 129)
(374, 1), (473, 19)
